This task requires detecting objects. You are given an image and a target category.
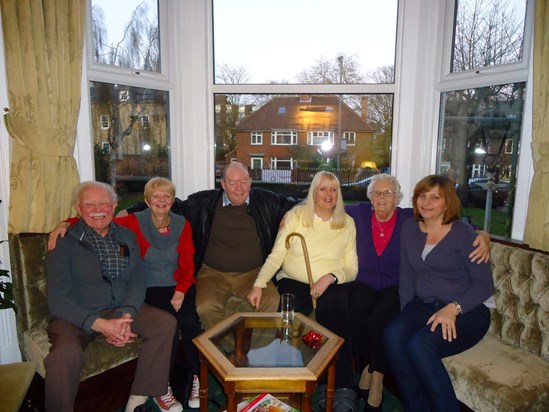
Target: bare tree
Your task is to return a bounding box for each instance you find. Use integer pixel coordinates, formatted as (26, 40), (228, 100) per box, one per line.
(452, 0), (523, 72)
(91, 2), (164, 187)
(443, 0), (525, 208)
(92, 1), (159, 71)
(297, 53), (364, 84)
(214, 64), (257, 154)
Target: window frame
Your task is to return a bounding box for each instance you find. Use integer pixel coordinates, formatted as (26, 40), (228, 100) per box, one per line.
(251, 131), (263, 145)
(434, 0), (534, 239)
(271, 130), (298, 146)
(307, 131), (334, 146)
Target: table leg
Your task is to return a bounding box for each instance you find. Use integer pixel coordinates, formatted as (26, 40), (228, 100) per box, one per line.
(301, 383), (314, 412)
(225, 381), (237, 412)
(199, 356), (209, 412)
(325, 360), (336, 412)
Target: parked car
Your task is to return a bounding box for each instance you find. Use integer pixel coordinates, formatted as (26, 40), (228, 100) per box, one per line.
(341, 176), (373, 188)
(466, 178), (511, 208)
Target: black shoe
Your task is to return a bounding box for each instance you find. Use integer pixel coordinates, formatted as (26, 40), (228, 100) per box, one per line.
(363, 395), (383, 412)
(356, 387), (369, 401)
(334, 387), (358, 412)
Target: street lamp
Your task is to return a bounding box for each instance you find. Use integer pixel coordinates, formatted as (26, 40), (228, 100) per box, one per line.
(337, 56), (344, 169)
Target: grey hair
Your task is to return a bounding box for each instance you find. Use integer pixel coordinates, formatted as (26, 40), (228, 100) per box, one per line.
(366, 173), (403, 204)
(72, 181), (117, 205)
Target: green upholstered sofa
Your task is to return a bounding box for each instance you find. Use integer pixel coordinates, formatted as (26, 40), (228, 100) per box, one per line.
(9, 232), (141, 381)
(443, 240), (549, 412)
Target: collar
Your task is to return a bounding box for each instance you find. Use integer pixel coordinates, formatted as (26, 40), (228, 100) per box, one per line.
(222, 191), (250, 207)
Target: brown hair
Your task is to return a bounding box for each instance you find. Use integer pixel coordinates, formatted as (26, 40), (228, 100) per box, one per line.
(412, 175), (460, 224)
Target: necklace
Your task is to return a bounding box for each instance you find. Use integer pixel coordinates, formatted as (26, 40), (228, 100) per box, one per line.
(154, 216), (171, 230)
(376, 219), (386, 237)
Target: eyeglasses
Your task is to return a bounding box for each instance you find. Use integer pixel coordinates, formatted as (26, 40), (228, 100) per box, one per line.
(372, 190), (395, 197)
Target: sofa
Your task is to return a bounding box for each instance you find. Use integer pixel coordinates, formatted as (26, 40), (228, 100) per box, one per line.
(9, 231), (251, 381)
(9, 232), (141, 381)
(443, 240), (549, 412)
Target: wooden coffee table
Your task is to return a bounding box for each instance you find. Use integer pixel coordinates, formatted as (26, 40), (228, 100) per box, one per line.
(193, 312), (343, 412)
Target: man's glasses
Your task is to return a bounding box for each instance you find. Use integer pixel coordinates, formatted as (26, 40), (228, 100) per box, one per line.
(372, 190), (395, 197)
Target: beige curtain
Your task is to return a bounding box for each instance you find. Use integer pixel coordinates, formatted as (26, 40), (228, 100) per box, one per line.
(524, 0), (549, 251)
(1, 0), (85, 233)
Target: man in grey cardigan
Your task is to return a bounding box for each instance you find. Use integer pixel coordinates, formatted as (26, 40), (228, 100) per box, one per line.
(45, 181), (176, 412)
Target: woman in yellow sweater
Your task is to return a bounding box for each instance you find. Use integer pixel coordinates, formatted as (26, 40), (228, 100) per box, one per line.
(248, 171), (359, 412)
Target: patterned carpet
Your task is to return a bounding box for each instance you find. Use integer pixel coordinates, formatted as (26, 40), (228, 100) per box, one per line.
(120, 372), (404, 411)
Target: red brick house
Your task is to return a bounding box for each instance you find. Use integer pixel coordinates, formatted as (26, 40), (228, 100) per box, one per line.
(234, 95), (375, 170)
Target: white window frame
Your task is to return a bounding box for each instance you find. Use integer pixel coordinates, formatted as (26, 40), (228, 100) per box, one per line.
(251, 131), (263, 145)
(251, 157), (263, 169)
(100, 114), (110, 129)
(271, 157), (295, 170)
(140, 115), (150, 128)
(101, 141), (111, 154)
(68, 0), (533, 239)
(271, 130), (297, 145)
(344, 131), (356, 146)
(307, 131), (334, 146)
(433, 0), (533, 240)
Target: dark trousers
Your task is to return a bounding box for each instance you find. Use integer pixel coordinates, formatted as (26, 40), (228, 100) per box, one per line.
(145, 284), (202, 374)
(44, 304), (176, 412)
(383, 300), (490, 412)
(349, 283), (400, 375)
(277, 278), (355, 389)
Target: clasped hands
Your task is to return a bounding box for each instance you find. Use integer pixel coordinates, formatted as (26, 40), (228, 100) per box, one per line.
(92, 313), (137, 347)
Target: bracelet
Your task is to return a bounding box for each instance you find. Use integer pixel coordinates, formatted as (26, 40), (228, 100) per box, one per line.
(451, 301), (462, 314)
(329, 273), (338, 284)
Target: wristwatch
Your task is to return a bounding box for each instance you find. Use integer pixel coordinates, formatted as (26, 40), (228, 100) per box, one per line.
(329, 273), (338, 284)
(451, 301), (462, 315)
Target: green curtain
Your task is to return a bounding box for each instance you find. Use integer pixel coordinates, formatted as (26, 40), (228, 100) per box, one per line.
(524, 0), (549, 251)
(1, 0), (85, 233)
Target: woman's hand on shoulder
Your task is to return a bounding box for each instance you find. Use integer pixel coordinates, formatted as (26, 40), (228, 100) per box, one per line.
(469, 230), (491, 264)
(247, 287), (263, 309)
(48, 222), (70, 250)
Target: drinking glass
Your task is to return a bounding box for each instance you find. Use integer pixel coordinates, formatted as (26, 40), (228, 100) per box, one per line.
(280, 293), (295, 322)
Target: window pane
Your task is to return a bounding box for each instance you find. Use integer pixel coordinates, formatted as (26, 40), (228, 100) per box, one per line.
(451, 0), (527, 72)
(91, 0), (160, 72)
(213, 0), (398, 84)
(437, 82), (525, 237)
(90, 81), (170, 191)
(215, 93), (393, 199)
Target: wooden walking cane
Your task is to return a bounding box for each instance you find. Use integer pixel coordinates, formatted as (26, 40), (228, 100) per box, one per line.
(285, 232), (317, 312)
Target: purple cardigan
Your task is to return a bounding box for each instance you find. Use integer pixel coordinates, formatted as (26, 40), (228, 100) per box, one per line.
(345, 203), (414, 291)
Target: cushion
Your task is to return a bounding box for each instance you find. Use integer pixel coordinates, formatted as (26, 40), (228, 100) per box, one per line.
(443, 335), (549, 412)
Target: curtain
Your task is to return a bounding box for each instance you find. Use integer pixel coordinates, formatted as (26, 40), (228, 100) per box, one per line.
(524, 0), (549, 251)
(1, 0), (85, 233)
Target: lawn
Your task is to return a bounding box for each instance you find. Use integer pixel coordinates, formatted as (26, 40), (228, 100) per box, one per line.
(115, 190), (510, 237)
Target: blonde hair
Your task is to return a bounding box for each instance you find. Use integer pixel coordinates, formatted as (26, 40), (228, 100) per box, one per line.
(144, 177), (176, 201)
(299, 171), (347, 229)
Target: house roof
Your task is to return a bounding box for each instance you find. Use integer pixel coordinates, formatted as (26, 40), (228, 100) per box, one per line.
(235, 95), (374, 132)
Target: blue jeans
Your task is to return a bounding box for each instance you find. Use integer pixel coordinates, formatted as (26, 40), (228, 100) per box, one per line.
(383, 299), (490, 412)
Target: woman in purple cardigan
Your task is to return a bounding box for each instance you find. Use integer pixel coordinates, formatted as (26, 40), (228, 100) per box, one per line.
(383, 175), (493, 412)
(345, 174), (489, 411)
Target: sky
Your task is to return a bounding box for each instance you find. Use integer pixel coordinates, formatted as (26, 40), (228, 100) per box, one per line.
(92, 0), (398, 83)
(92, 0), (526, 83)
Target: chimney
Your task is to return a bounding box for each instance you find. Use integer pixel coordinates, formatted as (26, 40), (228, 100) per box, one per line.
(361, 96), (369, 121)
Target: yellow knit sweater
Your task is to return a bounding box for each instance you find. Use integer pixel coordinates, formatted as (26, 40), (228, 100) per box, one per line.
(254, 207), (358, 288)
